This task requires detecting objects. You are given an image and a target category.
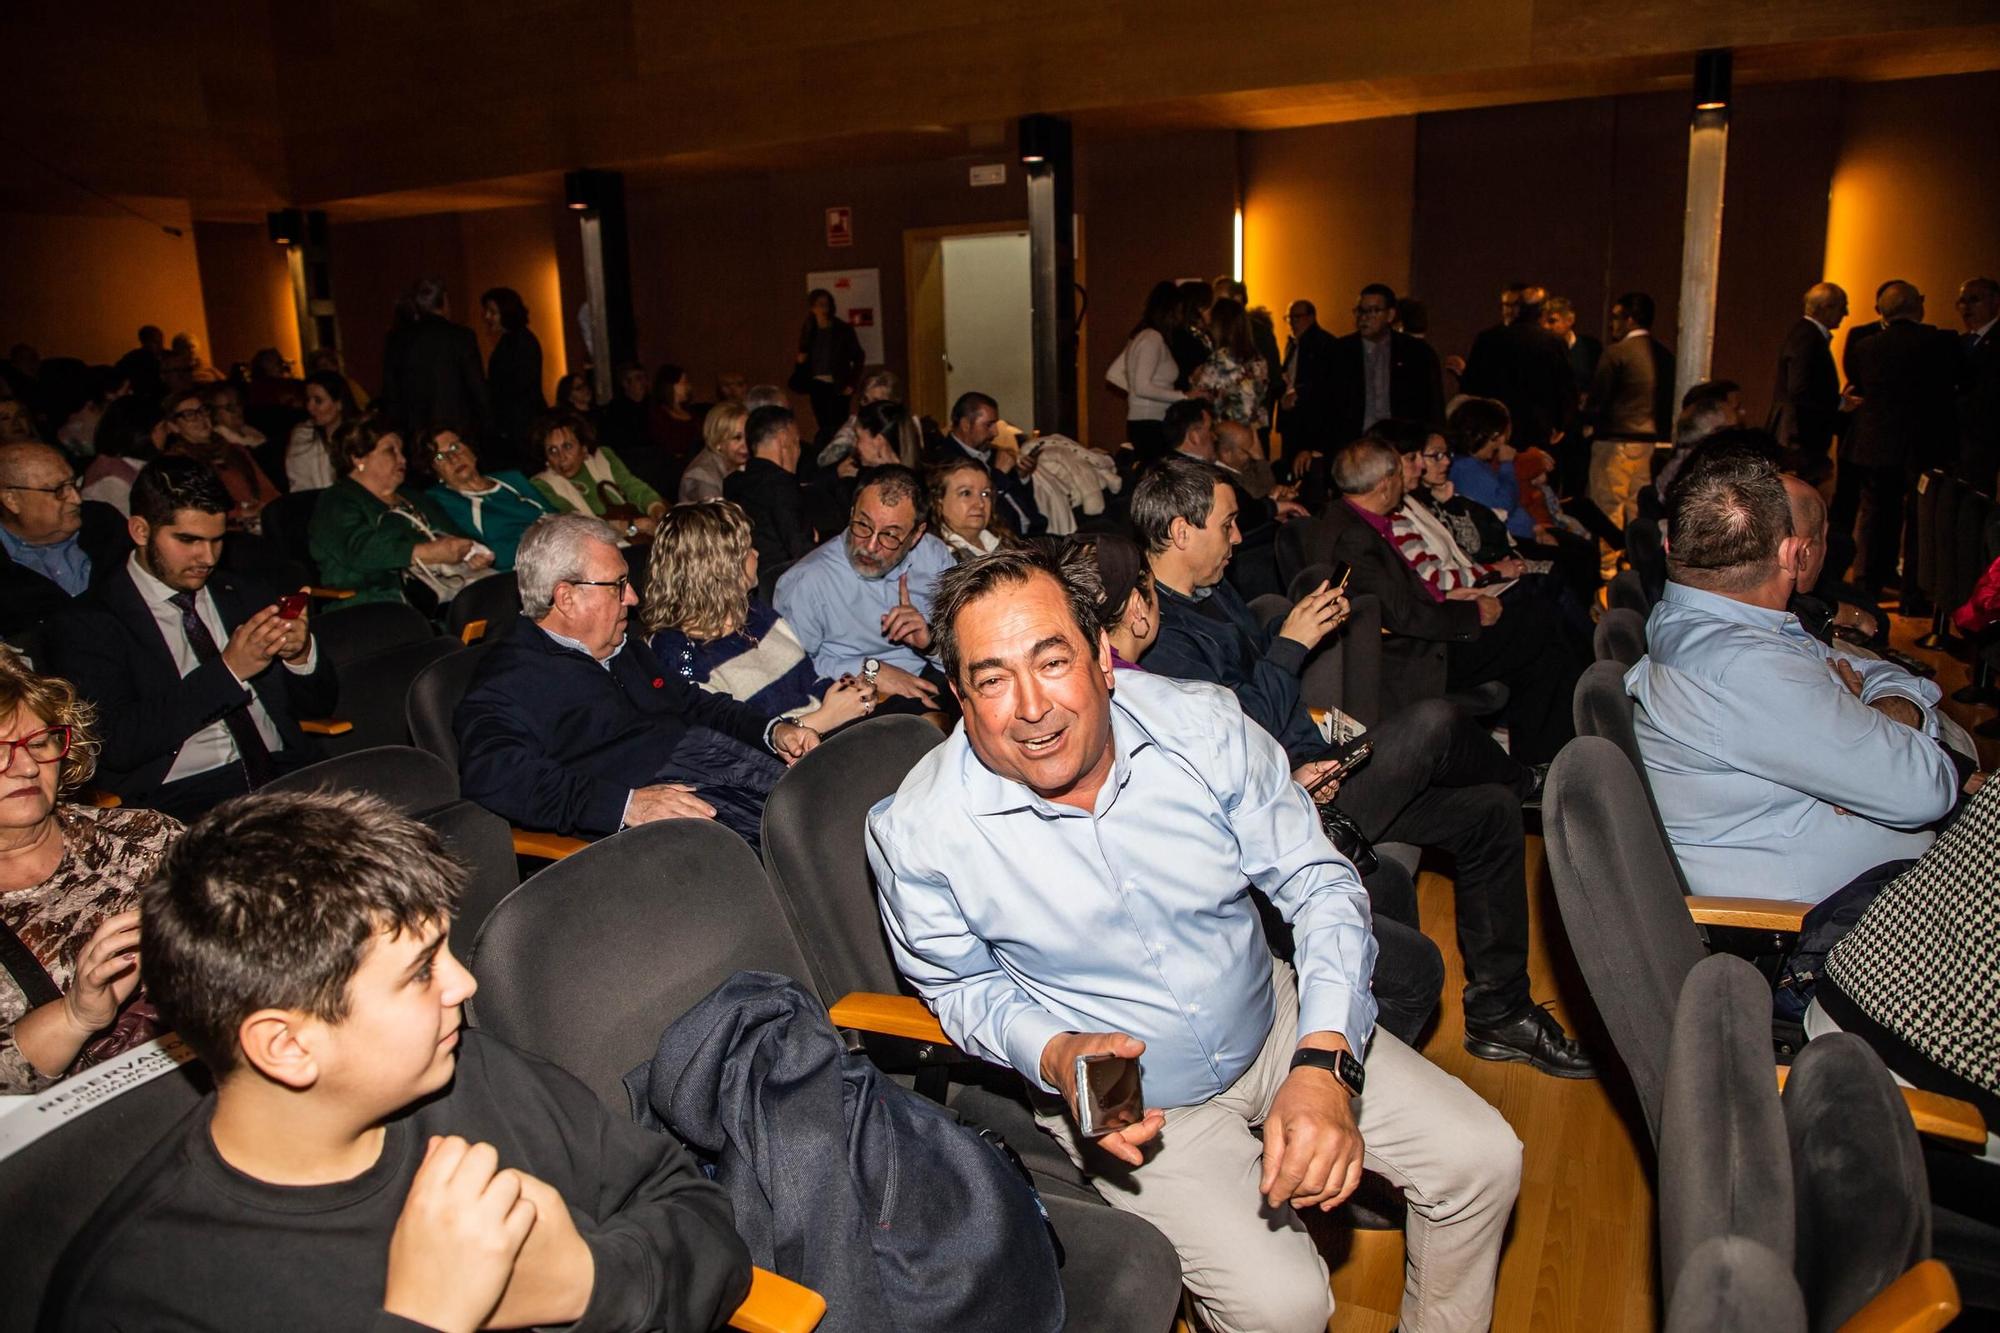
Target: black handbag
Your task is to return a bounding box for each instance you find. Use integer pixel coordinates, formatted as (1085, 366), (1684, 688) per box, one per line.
(1317, 803), (1379, 878)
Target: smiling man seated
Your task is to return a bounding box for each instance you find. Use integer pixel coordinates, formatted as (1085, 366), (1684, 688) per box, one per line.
(865, 543), (1521, 1333)
(44, 788), (751, 1332)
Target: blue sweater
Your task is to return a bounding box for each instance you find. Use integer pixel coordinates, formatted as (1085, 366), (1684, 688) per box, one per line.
(1448, 456), (1533, 539)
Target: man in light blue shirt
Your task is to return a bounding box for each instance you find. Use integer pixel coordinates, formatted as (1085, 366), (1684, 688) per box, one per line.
(1627, 449), (1959, 904)
(773, 464), (955, 707)
(867, 543), (1520, 1333)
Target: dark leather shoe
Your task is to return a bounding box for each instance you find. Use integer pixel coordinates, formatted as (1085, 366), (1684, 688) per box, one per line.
(1464, 1005), (1598, 1079)
(1517, 762), (1551, 812)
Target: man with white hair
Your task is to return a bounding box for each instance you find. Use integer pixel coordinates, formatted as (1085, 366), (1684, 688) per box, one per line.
(455, 514), (818, 848)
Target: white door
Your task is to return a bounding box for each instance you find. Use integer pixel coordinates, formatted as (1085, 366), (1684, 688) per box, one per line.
(940, 231), (1033, 431)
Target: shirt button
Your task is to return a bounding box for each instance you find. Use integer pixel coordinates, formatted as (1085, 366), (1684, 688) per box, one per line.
(1187, 1003), (1201, 1015)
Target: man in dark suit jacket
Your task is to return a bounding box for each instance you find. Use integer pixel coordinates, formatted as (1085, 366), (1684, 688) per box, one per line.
(1767, 282), (1851, 485)
(1836, 281), (1959, 603)
(45, 458), (336, 818)
(1275, 300), (1340, 466)
(382, 277), (489, 436)
(723, 405), (814, 568)
(0, 441), (130, 640)
(1460, 285), (1574, 454)
(454, 513), (817, 849)
(1330, 284), (1446, 446)
(1540, 297), (1602, 405)
(1953, 276), (2000, 488)
(1321, 438), (1579, 766)
(1584, 291), (1677, 533)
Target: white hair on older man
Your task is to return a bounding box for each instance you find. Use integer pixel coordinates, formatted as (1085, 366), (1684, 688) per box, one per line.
(514, 513), (619, 620)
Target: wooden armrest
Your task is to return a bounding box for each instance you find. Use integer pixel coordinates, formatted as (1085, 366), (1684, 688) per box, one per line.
(1777, 1068), (1987, 1149)
(81, 788), (123, 808)
(829, 992), (952, 1046)
(459, 618), (488, 644)
(307, 586), (355, 600)
(510, 828), (590, 860)
(728, 1266), (826, 1333)
(1838, 1258), (1959, 1333)
(299, 718), (354, 736)
(1687, 895), (1810, 932)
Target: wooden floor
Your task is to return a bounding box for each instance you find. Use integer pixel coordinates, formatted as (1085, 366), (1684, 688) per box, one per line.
(1320, 611), (1994, 1333)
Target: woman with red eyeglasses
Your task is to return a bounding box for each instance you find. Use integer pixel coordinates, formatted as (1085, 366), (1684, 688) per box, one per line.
(0, 649), (180, 1093)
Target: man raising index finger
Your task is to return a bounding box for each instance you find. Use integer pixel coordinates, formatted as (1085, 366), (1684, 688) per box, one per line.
(866, 543), (1521, 1333)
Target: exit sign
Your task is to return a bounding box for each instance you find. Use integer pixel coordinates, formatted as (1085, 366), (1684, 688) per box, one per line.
(969, 163), (1007, 187)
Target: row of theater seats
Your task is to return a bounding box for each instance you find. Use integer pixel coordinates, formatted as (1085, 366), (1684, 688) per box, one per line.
(1545, 657), (1991, 1330)
(4, 715), (1189, 1332)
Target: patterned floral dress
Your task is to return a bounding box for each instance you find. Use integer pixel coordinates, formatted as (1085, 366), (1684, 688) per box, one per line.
(1191, 348), (1270, 427)
(0, 804), (182, 1093)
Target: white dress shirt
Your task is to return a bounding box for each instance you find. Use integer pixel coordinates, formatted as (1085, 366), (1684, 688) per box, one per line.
(128, 553), (317, 780)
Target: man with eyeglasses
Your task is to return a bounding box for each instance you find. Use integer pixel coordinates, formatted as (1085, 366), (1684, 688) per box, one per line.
(0, 440), (131, 638)
(1953, 277), (2000, 487)
(775, 464), (957, 714)
(1275, 299), (1339, 469)
(1330, 283), (1445, 446)
(457, 514), (819, 850)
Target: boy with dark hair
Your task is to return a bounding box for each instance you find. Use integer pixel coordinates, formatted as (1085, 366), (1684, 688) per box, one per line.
(46, 789), (751, 1332)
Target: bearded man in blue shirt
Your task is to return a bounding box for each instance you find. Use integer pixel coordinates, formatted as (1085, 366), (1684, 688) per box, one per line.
(867, 542), (1521, 1333)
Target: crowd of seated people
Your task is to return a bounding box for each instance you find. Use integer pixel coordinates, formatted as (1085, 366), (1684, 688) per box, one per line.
(2, 257), (1996, 1333)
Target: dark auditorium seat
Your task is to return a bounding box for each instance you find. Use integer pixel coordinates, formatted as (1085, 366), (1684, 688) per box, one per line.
(445, 570), (521, 645)
(471, 819), (1186, 1333)
(312, 636), (458, 755)
(262, 744), (458, 813)
(405, 638), (497, 770)
(1593, 607), (1648, 667)
(311, 600), (437, 668)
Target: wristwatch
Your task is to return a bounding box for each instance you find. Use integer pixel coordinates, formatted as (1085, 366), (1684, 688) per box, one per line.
(625, 521), (639, 539)
(1290, 1047), (1365, 1098)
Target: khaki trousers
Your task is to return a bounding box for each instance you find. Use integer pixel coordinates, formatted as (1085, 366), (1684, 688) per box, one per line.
(1035, 963), (1522, 1333)
(1588, 437), (1656, 534)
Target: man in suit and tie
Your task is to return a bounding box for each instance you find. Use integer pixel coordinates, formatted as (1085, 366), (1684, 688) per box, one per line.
(1953, 276), (2000, 489)
(1836, 280), (1958, 606)
(1767, 282), (1851, 487)
(1584, 291), (1677, 536)
(382, 276), (489, 437)
(1330, 284), (1446, 445)
(45, 457), (338, 818)
(1276, 299), (1340, 470)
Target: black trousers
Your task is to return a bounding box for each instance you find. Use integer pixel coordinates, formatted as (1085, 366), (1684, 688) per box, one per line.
(805, 381), (849, 450)
(1256, 855), (1443, 1048)
(146, 746), (318, 823)
(1444, 593), (1581, 766)
(1332, 700), (1535, 1027)
(1831, 460), (1915, 596)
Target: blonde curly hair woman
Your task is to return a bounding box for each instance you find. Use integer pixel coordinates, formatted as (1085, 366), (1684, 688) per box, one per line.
(640, 501), (875, 733)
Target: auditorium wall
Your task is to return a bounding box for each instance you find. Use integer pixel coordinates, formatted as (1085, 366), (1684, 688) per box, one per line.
(193, 221), (301, 373)
(0, 204), (209, 367)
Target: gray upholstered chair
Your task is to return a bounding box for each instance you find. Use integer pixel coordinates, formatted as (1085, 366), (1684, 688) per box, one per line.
(1664, 1236), (1807, 1333)
(1658, 954), (1796, 1295)
(1592, 607), (1648, 667)
(311, 600), (437, 667)
(1609, 567), (1650, 615)
(1785, 1035), (1937, 1333)
(1571, 662), (1691, 897)
(471, 818), (1186, 1333)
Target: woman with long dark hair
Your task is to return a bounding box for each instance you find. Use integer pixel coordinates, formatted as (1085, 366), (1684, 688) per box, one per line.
(481, 287), (546, 469)
(1190, 298), (1268, 427)
(1113, 280), (1188, 462)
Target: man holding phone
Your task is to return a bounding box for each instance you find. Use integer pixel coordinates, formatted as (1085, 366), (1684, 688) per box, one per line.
(47, 457), (336, 818)
(867, 543), (1521, 1333)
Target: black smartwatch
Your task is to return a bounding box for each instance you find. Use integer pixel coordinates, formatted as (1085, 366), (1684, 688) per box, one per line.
(1290, 1047), (1365, 1097)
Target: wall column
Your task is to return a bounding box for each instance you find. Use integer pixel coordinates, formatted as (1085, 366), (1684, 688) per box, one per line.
(1022, 114), (1077, 437)
(1674, 50), (1731, 404)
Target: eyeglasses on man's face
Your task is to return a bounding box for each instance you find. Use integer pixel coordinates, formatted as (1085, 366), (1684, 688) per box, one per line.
(1420, 448), (1450, 462)
(171, 406), (211, 422)
(849, 516), (911, 551)
(2, 724), (72, 767)
(565, 575), (630, 598)
(4, 476), (81, 498)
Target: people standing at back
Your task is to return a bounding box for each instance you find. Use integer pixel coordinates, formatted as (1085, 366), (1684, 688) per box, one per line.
(1331, 283), (1445, 444)
(479, 286), (546, 471)
(382, 276), (489, 441)
(1834, 279), (1957, 608)
(1115, 280), (1189, 463)
(1767, 281), (1850, 487)
(794, 288), (865, 450)
(1190, 298), (1270, 430)
(1584, 291), (1675, 536)
(1276, 299), (1340, 471)
(1540, 296), (1600, 416)
(1460, 283), (1575, 464)
(1952, 276), (2000, 489)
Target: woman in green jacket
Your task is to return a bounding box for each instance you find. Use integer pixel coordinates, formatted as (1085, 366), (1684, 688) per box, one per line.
(530, 410), (666, 543)
(308, 414), (491, 611)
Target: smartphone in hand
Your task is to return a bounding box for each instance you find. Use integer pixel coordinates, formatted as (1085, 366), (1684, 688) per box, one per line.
(276, 591), (310, 620)
(1076, 1053), (1144, 1138)
(1307, 739), (1374, 799)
